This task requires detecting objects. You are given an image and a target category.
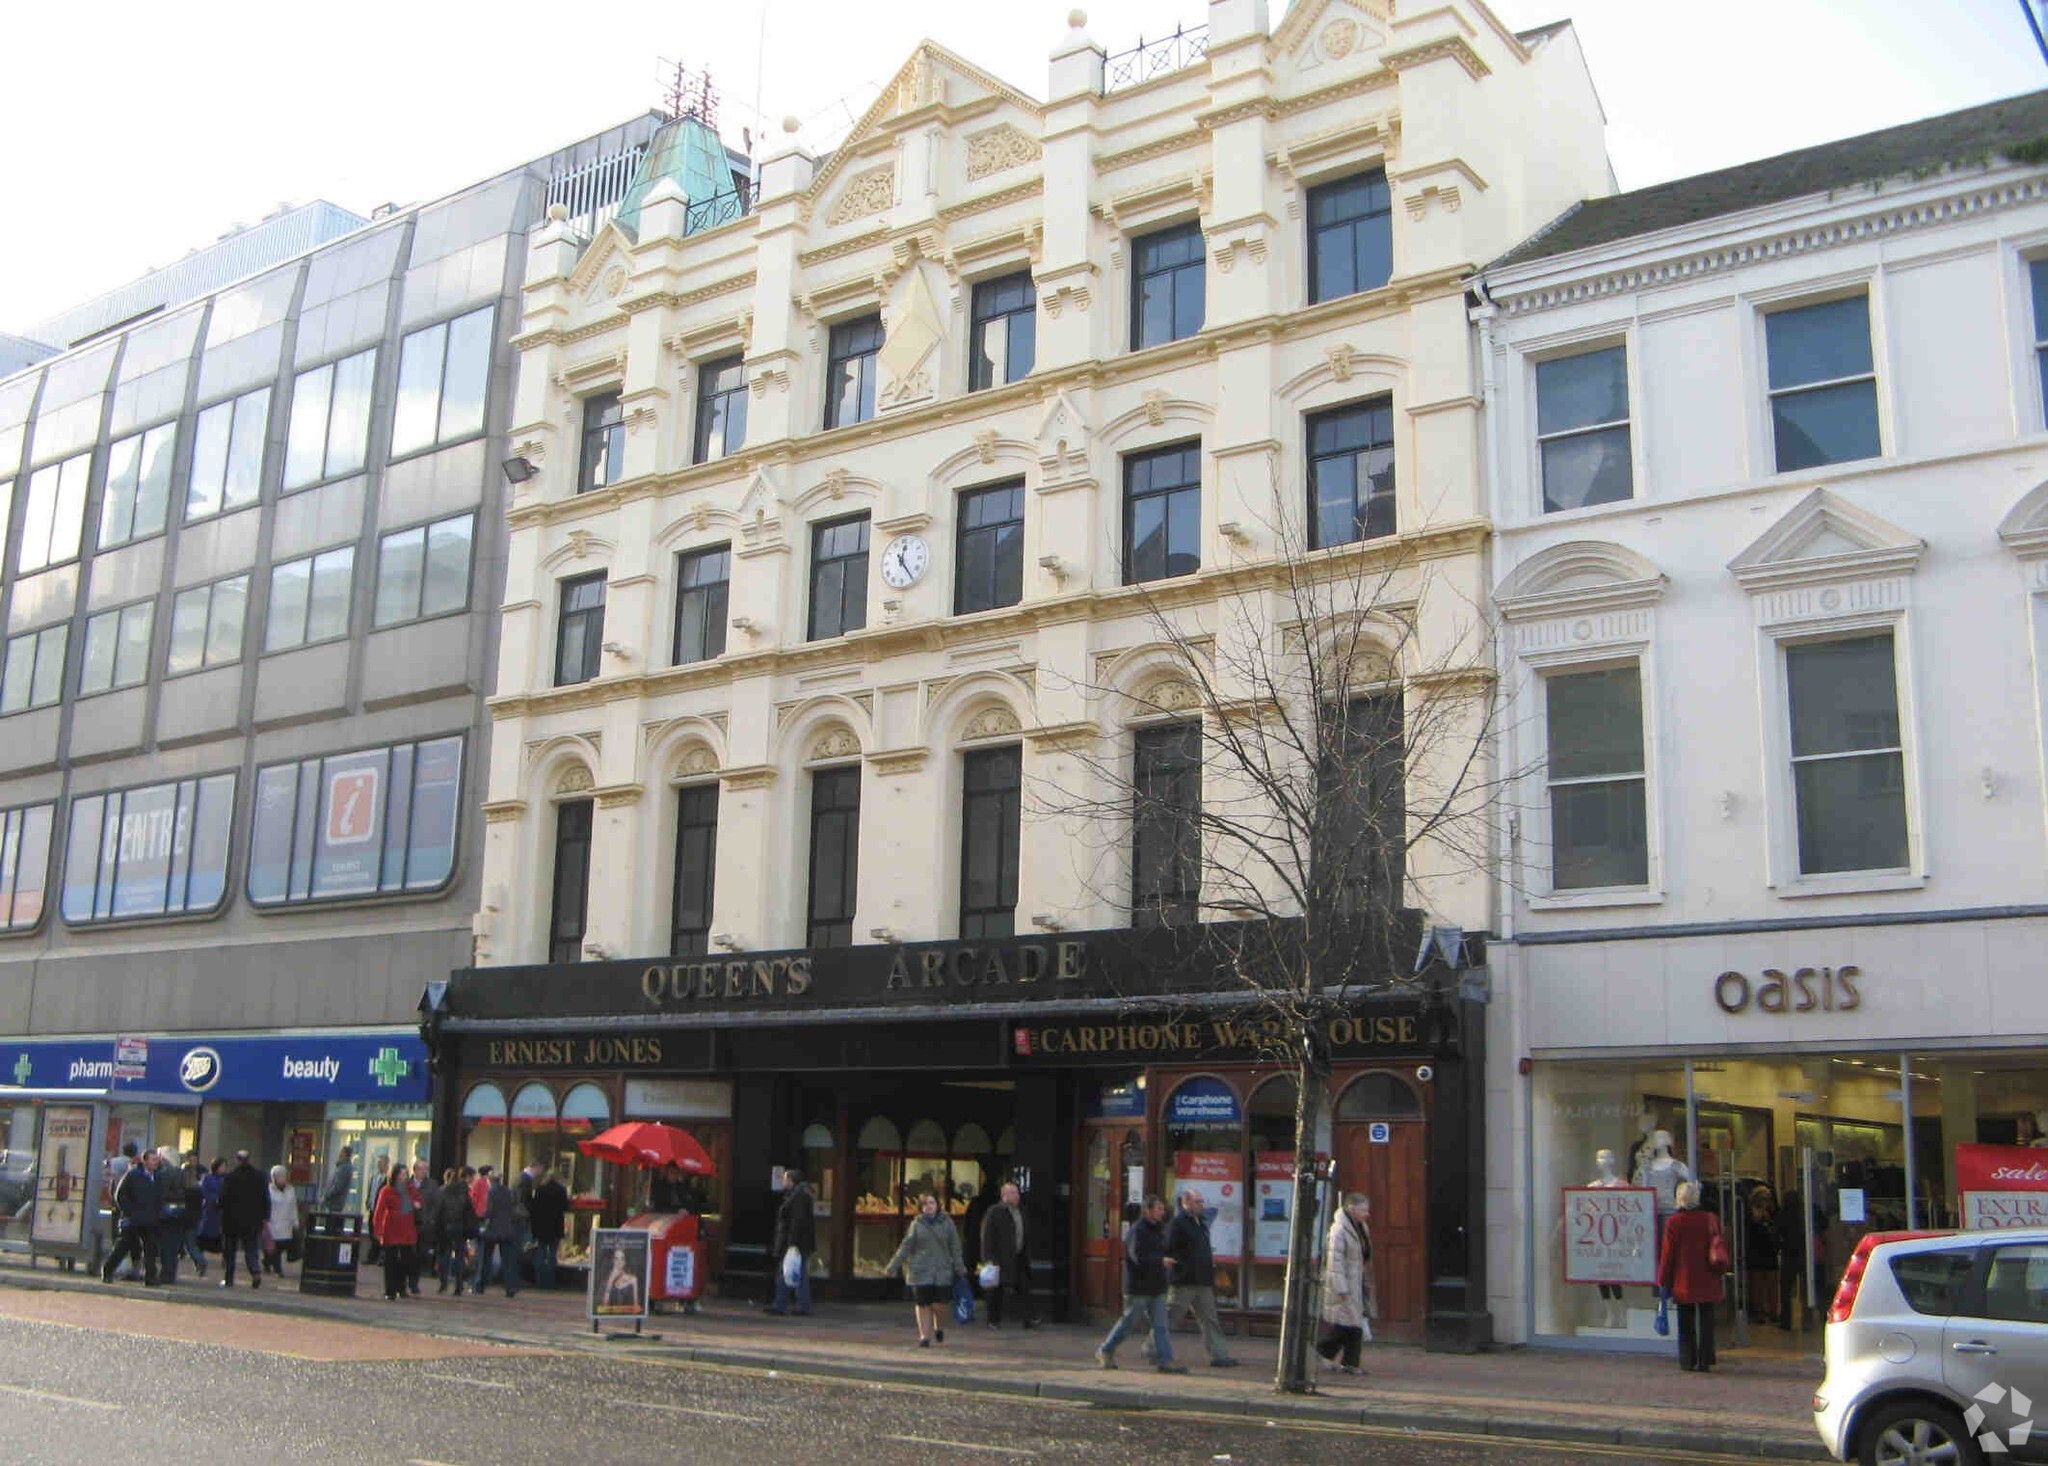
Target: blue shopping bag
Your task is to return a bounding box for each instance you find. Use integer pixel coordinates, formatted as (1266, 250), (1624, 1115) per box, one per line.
(952, 1275), (977, 1325)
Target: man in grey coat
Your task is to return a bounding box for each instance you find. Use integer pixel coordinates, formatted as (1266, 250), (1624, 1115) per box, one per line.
(471, 1167), (520, 1298)
(320, 1146), (355, 1213)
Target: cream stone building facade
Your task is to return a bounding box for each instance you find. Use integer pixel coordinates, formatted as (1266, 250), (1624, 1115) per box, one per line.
(436, 0), (1610, 1344)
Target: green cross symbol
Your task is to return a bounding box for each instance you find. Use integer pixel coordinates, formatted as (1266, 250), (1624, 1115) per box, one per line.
(368, 1047), (410, 1088)
(10, 1054), (29, 1086)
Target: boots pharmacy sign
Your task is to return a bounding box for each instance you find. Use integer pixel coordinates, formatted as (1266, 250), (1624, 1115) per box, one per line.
(1957, 1144), (2048, 1228)
(1561, 1186), (1657, 1285)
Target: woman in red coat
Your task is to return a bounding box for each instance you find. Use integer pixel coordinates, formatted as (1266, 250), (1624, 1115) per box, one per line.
(370, 1163), (420, 1301)
(1657, 1180), (1726, 1371)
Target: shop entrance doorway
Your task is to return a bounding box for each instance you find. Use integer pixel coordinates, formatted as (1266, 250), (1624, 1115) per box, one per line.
(1078, 1123), (1144, 1314)
(1333, 1071), (1427, 1344)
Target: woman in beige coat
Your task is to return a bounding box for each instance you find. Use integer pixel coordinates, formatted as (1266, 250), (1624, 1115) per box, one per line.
(1316, 1192), (1376, 1374)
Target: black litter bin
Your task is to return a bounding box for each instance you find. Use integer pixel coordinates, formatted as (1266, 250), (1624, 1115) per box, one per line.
(300, 1211), (363, 1297)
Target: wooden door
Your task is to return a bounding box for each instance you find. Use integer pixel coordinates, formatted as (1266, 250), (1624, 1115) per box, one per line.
(1337, 1119), (1427, 1342)
(693, 1124), (734, 1278)
(1077, 1124), (1143, 1314)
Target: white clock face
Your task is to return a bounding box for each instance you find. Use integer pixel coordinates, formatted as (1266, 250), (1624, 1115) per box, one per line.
(880, 534), (930, 589)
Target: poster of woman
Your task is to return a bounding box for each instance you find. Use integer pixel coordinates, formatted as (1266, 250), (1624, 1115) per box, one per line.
(588, 1228), (650, 1320)
(31, 1106), (93, 1249)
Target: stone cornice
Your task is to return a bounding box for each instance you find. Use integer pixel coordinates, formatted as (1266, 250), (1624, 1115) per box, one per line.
(1380, 36), (1490, 81)
(937, 178), (1045, 226)
(1096, 129), (1206, 174)
(592, 783), (644, 809)
(1274, 65), (1398, 117)
(482, 799), (528, 824)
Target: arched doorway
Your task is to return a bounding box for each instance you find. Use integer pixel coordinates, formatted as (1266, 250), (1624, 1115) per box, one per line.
(1333, 1070), (1427, 1343)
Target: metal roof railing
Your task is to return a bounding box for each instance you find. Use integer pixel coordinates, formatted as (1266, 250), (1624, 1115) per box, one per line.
(1103, 24), (1209, 93)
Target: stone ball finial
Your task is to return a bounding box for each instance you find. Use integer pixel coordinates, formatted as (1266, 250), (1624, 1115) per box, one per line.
(781, 114), (801, 135)
(547, 202), (568, 222)
(1068, 8), (1088, 27)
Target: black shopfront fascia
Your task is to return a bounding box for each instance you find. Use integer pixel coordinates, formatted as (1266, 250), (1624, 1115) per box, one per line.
(424, 916), (1493, 1350)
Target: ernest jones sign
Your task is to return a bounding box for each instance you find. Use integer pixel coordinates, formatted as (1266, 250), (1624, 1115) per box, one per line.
(1957, 1143), (2048, 1229)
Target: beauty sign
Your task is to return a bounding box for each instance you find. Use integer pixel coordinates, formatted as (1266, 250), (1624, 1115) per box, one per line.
(1562, 1186), (1658, 1285)
(1957, 1144), (2048, 1230)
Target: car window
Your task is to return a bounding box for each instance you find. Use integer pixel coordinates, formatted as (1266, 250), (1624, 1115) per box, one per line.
(1982, 1245), (2048, 1326)
(1890, 1250), (1974, 1316)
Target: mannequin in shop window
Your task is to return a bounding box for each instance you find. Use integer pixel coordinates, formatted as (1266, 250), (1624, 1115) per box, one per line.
(2032, 1111), (2048, 1148)
(1633, 1129), (1693, 1220)
(1587, 1149), (1628, 1329)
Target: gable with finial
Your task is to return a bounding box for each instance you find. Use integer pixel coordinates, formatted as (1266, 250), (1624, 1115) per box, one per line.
(565, 222), (637, 318)
(1271, 0), (1392, 76)
(1035, 389), (1091, 488)
(736, 466), (791, 557)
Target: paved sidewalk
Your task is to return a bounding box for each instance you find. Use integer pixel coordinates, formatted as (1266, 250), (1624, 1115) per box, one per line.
(0, 1257), (1827, 1459)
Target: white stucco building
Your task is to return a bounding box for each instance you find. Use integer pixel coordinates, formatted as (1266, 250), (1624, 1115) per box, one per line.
(432, 0), (1609, 1347)
(1480, 90), (2048, 1349)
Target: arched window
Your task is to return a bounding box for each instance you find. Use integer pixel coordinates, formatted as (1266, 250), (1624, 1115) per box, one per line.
(853, 1116), (905, 1278)
(904, 1119), (949, 1213)
(460, 1082), (507, 1176)
(561, 1083), (611, 1199)
(1338, 1072), (1422, 1120)
(508, 1082), (559, 1183)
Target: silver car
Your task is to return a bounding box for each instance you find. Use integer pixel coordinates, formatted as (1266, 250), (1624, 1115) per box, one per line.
(1816, 1227), (2048, 1465)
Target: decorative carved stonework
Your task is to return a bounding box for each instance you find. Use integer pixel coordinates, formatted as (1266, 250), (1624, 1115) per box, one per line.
(965, 123), (1043, 181)
(868, 748), (930, 776)
(603, 264), (628, 298)
(974, 429), (1000, 464)
(962, 705), (1023, 741)
(676, 745), (719, 778)
(483, 799), (528, 824)
(1321, 18), (1359, 58)
(568, 529), (595, 560)
(1143, 679), (1202, 713)
(827, 164), (896, 226)
(555, 765), (595, 795)
(1326, 343), (1355, 382)
(810, 726), (861, 761)
(1142, 390), (1169, 427)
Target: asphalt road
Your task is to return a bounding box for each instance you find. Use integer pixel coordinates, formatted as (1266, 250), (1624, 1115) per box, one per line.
(0, 1298), (1765, 1466)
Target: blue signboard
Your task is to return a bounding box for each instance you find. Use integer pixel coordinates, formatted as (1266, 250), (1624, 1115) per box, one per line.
(0, 1031), (429, 1103)
(1085, 1080), (1146, 1119)
(1164, 1075), (1241, 1126)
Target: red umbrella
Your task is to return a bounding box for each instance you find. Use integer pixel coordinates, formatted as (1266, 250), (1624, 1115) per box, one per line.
(577, 1121), (716, 1175)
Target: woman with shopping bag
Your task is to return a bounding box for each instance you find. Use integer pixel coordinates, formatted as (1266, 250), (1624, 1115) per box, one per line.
(1657, 1180), (1726, 1371)
(1315, 1192), (1377, 1375)
(885, 1192), (966, 1349)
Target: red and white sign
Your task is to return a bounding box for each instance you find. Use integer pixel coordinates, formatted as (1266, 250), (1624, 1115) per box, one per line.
(1175, 1151), (1244, 1261)
(1562, 1186), (1658, 1285)
(1957, 1143), (2048, 1230)
(112, 1036), (148, 1082)
(325, 768), (381, 846)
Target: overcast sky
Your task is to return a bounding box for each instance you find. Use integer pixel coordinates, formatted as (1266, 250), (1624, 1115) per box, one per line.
(2, 0), (2042, 338)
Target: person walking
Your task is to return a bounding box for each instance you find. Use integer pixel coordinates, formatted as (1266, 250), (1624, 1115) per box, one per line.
(433, 1168), (473, 1294)
(1658, 1180), (1726, 1372)
(104, 1143), (139, 1278)
(884, 1192), (966, 1348)
(157, 1151), (192, 1284)
(218, 1150), (267, 1289)
(264, 1166), (301, 1277)
(195, 1157), (225, 1266)
(1315, 1192), (1377, 1376)
(320, 1146), (356, 1214)
(1096, 1195), (1182, 1373)
(413, 1161), (441, 1292)
(529, 1166), (569, 1291)
(370, 1163), (420, 1301)
(765, 1170), (817, 1316)
(1159, 1188), (1240, 1367)
(473, 1167), (520, 1298)
(101, 1146), (164, 1286)
(978, 1181), (1035, 1330)
(1745, 1184), (1781, 1326)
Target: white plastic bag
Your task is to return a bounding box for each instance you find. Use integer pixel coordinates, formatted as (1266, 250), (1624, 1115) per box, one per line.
(782, 1246), (804, 1287)
(977, 1262), (1000, 1290)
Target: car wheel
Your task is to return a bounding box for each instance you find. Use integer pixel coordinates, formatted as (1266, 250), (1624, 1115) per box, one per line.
(1859, 1398), (1982, 1466)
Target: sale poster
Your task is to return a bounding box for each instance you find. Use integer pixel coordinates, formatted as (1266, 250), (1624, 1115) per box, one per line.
(1253, 1153), (1293, 1262)
(1175, 1152), (1244, 1261)
(32, 1106), (92, 1247)
(1562, 1186), (1658, 1285)
(1957, 1143), (2048, 1229)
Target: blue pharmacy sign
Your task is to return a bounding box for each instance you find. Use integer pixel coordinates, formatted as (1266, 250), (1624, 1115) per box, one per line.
(0, 1032), (429, 1104)
(1164, 1075), (1241, 1126)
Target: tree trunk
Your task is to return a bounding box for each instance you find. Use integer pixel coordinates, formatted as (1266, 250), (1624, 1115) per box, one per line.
(1274, 1054), (1326, 1393)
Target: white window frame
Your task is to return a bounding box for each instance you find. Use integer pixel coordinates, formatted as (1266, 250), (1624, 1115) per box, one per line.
(1529, 336), (1638, 517)
(1747, 275), (1890, 480)
(1521, 644), (1664, 909)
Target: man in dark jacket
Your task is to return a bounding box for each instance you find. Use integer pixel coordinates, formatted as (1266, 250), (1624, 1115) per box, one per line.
(1094, 1195), (1182, 1373)
(101, 1148), (165, 1286)
(472, 1169), (520, 1298)
(1157, 1188), (1239, 1366)
(156, 1151), (192, 1284)
(320, 1146), (355, 1213)
(765, 1170), (816, 1316)
(217, 1151), (268, 1288)
(978, 1181), (1035, 1329)
(529, 1168), (570, 1290)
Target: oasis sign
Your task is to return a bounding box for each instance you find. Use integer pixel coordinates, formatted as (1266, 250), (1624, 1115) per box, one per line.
(1712, 965), (1862, 1016)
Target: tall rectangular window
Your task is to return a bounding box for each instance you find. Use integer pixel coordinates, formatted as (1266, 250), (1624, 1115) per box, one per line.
(167, 575), (249, 675)
(186, 386), (270, 522)
(1787, 633), (1907, 874)
(1307, 171), (1394, 304)
(264, 545), (355, 653)
(807, 766), (861, 948)
(1545, 665), (1648, 890)
(549, 798), (594, 964)
(1132, 722), (1201, 927)
(391, 305), (493, 457)
(18, 453), (90, 574)
(960, 746), (1021, 938)
(1124, 442), (1201, 585)
(824, 316), (882, 429)
(579, 390), (624, 492)
(555, 573), (607, 686)
(808, 515), (870, 641)
(0, 624), (67, 714)
(79, 600), (153, 696)
(98, 422), (175, 549)
(1323, 694), (1405, 912)
(283, 348), (374, 489)
(0, 802), (56, 933)
(955, 481), (1024, 615)
(672, 545), (730, 666)
(670, 783), (719, 957)
(693, 355), (748, 464)
(1537, 346), (1633, 512)
(1307, 399), (1395, 548)
(2032, 257), (2048, 419)
(1766, 295), (1880, 472)
(1131, 222), (1205, 350)
(374, 512), (473, 628)
(970, 273), (1037, 391)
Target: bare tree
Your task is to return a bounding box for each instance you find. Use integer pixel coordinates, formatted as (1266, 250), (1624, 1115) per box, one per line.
(1032, 507), (1507, 1394)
